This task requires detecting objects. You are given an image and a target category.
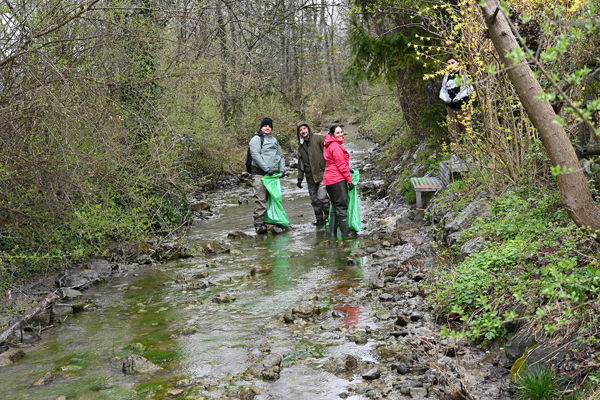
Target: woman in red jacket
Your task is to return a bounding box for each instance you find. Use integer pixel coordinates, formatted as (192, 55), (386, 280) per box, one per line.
(323, 125), (354, 238)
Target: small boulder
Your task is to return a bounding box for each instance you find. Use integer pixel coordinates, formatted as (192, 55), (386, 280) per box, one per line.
(212, 293), (234, 304)
(395, 315), (409, 327)
(167, 388), (185, 397)
(261, 354), (282, 369)
(362, 366), (381, 380)
(32, 371), (54, 386)
(203, 242), (223, 254)
(323, 354), (358, 374)
(122, 354), (163, 375)
(190, 201), (211, 212)
(250, 265), (272, 277)
(0, 347), (26, 367)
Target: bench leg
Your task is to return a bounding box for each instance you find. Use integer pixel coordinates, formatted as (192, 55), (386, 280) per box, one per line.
(416, 191), (422, 209)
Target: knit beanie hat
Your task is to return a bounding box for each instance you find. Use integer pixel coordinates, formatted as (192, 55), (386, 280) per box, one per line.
(260, 118), (273, 129)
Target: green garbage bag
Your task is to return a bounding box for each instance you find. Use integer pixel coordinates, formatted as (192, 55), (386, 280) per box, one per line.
(261, 173), (290, 229)
(326, 169), (361, 234)
(347, 169), (361, 232)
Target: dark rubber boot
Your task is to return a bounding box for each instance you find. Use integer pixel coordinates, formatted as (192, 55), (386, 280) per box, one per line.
(338, 217), (350, 239)
(329, 213), (338, 238)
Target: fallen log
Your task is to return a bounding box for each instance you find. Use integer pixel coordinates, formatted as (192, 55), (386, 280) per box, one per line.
(0, 292), (59, 344)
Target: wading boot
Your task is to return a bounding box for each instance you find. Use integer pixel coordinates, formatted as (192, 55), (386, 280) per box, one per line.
(256, 224), (268, 235)
(328, 213), (338, 238)
(338, 217), (351, 239)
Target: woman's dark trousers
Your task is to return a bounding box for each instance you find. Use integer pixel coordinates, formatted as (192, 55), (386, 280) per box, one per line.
(326, 181), (350, 238)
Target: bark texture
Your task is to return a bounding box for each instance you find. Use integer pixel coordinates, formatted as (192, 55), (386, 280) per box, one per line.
(480, 0), (600, 231)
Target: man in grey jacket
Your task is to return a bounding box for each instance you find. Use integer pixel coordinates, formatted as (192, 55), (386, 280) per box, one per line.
(249, 117), (286, 234)
(296, 122), (329, 226)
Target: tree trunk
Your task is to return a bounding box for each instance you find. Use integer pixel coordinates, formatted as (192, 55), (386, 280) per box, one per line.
(480, 0), (600, 231)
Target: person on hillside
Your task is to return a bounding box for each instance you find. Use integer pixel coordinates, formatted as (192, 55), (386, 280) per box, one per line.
(439, 56), (474, 141)
(296, 122), (330, 226)
(249, 117), (286, 234)
(323, 125), (355, 239)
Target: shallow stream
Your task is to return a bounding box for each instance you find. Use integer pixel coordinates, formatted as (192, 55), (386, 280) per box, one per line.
(0, 126), (394, 400)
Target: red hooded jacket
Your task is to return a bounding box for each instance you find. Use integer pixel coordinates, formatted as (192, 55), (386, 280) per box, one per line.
(323, 134), (352, 186)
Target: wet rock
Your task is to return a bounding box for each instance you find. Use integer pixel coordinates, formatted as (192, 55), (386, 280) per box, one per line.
(58, 287), (84, 300)
(372, 251), (387, 259)
(395, 315), (409, 327)
(292, 306), (319, 319)
(331, 310), (347, 318)
(282, 312), (296, 323)
(228, 231), (250, 239)
(85, 258), (114, 279)
(212, 293), (234, 303)
(122, 354), (163, 374)
(390, 331), (408, 338)
(261, 366), (280, 380)
(56, 269), (100, 289)
(238, 387), (256, 400)
(187, 281), (208, 291)
(379, 293), (394, 301)
(192, 271), (210, 279)
(380, 267), (399, 277)
(190, 201), (210, 212)
(376, 311), (392, 320)
(32, 371), (54, 386)
(175, 379), (191, 387)
(244, 365), (264, 378)
(167, 388), (185, 397)
(0, 346), (25, 366)
(396, 362), (410, 374)
(203, 242), (223, 254)
(260, 354), (282, 369)
(250, 265), (272, 277)
(362, 366), (381, 380)
(268, 225), (285, 234)
(323, 354), (358, 373)
(409, 387), (428, 399)
(350, 334), (368, 344)
(369, 278), (385, 289)
(410, 312), (423, 322)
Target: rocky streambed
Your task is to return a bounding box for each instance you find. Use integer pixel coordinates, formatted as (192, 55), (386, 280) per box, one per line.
(0, 127), (516, 400)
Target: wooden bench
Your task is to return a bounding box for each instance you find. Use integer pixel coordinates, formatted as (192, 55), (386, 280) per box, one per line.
(411, 176), (444, 209)
(410, 158), (478, 209)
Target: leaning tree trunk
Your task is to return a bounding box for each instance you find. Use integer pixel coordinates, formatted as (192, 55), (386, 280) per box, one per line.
(480, 0), (600, 231)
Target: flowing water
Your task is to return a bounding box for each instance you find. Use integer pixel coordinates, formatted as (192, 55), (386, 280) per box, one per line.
(0, 126), (380, 400)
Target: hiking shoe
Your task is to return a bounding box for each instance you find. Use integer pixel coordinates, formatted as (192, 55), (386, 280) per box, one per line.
(256, 225), (268, 234)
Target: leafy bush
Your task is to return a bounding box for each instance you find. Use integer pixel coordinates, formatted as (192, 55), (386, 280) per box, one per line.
(431, 184), (600, 342)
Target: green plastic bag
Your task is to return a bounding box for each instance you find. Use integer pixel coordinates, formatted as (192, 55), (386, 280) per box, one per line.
(347, 169), (361, 232)
(261, 173), (290, 229)
(327, 169), (361, 235)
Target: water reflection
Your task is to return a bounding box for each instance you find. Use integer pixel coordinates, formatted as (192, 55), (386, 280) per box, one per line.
(266, 233), (291, 289)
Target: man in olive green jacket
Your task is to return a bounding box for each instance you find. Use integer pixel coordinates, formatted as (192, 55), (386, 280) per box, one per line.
(296, 122), (329, 226)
